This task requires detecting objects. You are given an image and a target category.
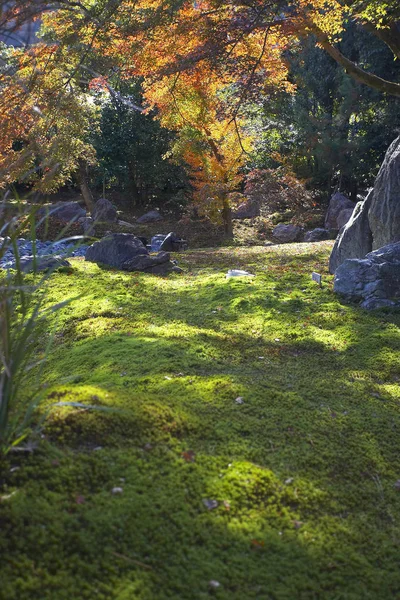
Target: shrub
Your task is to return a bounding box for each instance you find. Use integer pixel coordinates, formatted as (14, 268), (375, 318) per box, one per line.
(244, 168), (315, 216)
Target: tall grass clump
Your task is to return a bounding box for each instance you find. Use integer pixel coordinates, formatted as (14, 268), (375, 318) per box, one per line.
(0, 197), (80, 457)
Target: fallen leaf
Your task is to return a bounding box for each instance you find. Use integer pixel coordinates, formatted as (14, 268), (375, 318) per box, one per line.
(251, 539), (265, 548)
(182, 450), (196, 463)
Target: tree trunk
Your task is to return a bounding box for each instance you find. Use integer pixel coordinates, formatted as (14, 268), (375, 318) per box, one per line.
(222, 197), (233, 238)
(129, 161), (139, 207)
(77, 160), (95, 213)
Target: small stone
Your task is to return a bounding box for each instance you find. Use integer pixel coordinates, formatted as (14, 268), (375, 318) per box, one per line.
(112, 487), (124, 494)
(208, 580), (221, 589)
(202, 498), (218, 510)
(235, 397), (244, 404)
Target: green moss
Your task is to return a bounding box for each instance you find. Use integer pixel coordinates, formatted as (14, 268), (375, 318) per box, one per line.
(1, 242), (400, 599)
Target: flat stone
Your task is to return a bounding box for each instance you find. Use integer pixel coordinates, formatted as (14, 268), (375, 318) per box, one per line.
(272, 223), (303, 243)
(304, 228), (332, 242)
(136, 210), (163, 224)
(20, 255), (71, 273)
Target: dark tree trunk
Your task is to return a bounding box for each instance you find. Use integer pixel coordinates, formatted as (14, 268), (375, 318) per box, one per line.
(77, 160), (94, 212)
(222, 197), (233, 238)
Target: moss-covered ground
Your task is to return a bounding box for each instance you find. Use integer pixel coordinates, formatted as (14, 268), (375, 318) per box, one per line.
(1, 241), (400, 599)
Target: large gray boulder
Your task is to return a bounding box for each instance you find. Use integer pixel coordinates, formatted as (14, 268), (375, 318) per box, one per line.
(329, 136), (400, 273)
(333, 241), (400, 309)
(337, 208), (354, 230)
(85, 233), (180, 275)
(137, 210), (163, 224)
(325, 193), (355, 230)
(368, 137), (400, 249)
(91, 198), (118, 223)
(38, 202), (86, 223)
(329, 191), (373, 274)
(272, 223), (303, 243)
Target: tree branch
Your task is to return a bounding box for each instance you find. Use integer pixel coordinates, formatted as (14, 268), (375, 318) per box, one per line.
(306, 23), (400, 97)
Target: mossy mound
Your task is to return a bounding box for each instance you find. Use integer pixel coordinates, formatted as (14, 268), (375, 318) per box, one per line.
(1, 241), (400, 599)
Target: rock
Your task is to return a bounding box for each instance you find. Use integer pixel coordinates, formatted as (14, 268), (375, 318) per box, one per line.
(122, 250), (171, 272)
(91, 198), (118, 223)
(82, 217), (95, 236)
(160, 232), (188, 252)
(233, 199), (260, 219)
(116, 219), (135, 229)
(136, 209), (163, 224)
(329, 136), (400, 272)
(38, 202), (86, 224)
(202, 499), (218, 510)
(137, 236), (148, 247)
(85, 233), (147, 268)
(85, 233), (180, 275)
(333, 241), (400, 309)
(20, 255), (71, 273)
(329, 190), (373, 274)
(337, 208), (354, 230)
(324, 192), (355, 230)
(160, 232), (179, 252)
(368, 136), (400, 250)
(272, 223), (303, 243)
(208, 581), (221, 590)
(304, 228), (332, 242)
(151, 234), (166, 251)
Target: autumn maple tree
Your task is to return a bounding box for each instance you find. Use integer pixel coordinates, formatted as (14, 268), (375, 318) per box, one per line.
(0, 0), (398, 218)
